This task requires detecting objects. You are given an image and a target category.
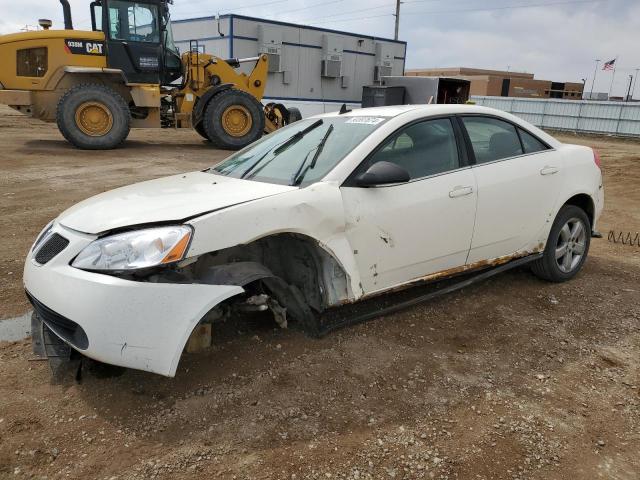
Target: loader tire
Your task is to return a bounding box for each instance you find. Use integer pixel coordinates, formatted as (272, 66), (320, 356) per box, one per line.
(202, 89), (265, 150)
(56, 84), (130, 150)
(194, 121), (210, 141)
(287, 107), (302, 124)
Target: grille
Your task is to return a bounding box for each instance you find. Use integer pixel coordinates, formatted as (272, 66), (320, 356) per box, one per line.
(34, 233), (69, 264)
(266, 53), (281, 72)
(322, 59), (342, 78)
(374, 65), (392, 82)
(26, 291), (89, 350)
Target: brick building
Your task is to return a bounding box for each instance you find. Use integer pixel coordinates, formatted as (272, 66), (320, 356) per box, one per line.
(405, 67), (584, 100)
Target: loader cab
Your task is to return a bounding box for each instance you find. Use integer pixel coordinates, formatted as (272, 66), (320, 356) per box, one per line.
(90, 0), (182, 85)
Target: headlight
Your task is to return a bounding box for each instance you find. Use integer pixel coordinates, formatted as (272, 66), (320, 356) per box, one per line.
(71, 225), (192, 271)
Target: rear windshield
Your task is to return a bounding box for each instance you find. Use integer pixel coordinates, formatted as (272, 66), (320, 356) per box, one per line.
(210, 116), (389, 186)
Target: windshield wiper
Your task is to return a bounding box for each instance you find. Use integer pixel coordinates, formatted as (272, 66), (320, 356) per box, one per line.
(237, 119), (324, 180)
(239, 147), (274, 179)
(291, 123), (334, 186)
(273, 119), (323, 155)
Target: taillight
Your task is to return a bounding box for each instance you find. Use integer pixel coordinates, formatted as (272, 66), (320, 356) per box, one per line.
(592, 149), (602, 170)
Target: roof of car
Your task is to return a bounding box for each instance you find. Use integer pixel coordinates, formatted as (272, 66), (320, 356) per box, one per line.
(319, 104), (506, 119)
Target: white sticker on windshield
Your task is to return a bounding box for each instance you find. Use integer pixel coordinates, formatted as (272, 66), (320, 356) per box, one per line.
(345, 116), (386, 125)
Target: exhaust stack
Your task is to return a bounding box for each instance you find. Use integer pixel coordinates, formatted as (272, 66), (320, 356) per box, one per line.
(59, 0), (73, 30)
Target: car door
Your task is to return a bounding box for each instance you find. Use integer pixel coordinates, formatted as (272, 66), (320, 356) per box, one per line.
(340, 117), (478, 294)
(459, 115), (564, 263)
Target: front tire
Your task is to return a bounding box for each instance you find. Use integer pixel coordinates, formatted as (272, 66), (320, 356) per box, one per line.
(531, 205), (591, 282)
(202, 89), (265, 150)
(56, 84), (130, 150)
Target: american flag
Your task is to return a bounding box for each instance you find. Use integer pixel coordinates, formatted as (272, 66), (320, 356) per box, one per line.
(603, 59), (616, 71)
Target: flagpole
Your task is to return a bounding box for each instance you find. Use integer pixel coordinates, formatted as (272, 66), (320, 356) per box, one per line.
(589, 59), (600, 100)
(608, 56), (618, 99)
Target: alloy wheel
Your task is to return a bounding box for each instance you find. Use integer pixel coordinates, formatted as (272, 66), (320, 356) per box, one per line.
(555, 217), (587, 273)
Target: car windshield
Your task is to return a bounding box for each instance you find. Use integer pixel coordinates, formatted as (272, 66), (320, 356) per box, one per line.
(210, 116), (389, 186)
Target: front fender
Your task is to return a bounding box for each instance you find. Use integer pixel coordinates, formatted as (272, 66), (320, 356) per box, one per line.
(186, 182), (363, 300)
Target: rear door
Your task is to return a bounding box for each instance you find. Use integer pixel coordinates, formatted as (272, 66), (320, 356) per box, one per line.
(103, 1), (162, 84)
(459, 115), (564, 263)
(340, 117), (477, 294)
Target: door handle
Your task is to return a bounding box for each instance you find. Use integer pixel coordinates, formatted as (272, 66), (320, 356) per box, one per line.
(540, 166), (559, 176)
(449, 186), (474, 198)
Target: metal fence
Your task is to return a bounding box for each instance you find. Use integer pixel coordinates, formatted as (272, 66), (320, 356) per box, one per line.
(471, 96), (640, 137)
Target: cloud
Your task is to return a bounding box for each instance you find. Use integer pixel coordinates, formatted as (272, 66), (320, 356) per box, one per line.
(1, 0), (637, 97)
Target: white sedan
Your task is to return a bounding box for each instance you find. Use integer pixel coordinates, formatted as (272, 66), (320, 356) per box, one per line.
(24, 105), (604, 376)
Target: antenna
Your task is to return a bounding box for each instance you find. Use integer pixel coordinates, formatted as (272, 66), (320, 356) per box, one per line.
(38, 19), (52, 30)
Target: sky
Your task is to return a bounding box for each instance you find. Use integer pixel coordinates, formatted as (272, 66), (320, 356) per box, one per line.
(1, 0), (638, 98)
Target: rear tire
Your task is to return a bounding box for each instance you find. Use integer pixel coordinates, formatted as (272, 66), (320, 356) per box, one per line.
(531, 205), (591, 282)
(56, 84), (130, 150)
(194, 121), (210, 141)
(202, 89), (265, 150)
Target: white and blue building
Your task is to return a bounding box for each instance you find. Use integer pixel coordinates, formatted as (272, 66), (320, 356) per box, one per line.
(171, 14), (407, 117)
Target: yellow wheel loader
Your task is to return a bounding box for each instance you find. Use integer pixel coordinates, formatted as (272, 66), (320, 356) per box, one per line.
(0, 0), (301, 150)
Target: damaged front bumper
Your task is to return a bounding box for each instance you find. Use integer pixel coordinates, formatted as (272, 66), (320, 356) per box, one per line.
(23, 223), (243, 377)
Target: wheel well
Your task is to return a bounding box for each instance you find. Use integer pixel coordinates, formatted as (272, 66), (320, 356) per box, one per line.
(55, 73), (132, 106)
(202, 233), (350, 310)
(151, 233), (351, 311)
(563, 194), (595, 227)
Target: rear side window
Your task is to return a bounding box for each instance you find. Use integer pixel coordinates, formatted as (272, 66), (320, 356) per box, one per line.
(518, 128), (549, 153)
(462, 116), (523, 163)
(365, 118), (460, 180)
(16, 47), (47, 77)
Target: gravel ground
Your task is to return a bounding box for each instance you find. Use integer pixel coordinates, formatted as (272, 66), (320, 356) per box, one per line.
(0, 105), (639, 479)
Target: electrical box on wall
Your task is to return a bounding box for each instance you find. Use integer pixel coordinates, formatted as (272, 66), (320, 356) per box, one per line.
(374, 42), (393, 82)
(258, 24), (283, 72)
(321, 34), (343, 78)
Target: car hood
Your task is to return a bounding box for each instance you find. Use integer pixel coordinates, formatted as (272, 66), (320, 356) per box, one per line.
(57, 171), (297, 234)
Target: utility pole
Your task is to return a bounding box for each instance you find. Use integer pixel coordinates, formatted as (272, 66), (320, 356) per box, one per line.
(394, 0), (402, 40)
(626, 75), (633, 102)
(632, 68), (640, 101)
(589, 59), (600, 100)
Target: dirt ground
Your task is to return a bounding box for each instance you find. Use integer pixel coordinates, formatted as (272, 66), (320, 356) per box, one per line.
(1, 105), (639, 479)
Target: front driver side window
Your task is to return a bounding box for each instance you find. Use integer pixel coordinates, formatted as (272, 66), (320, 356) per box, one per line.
(365, 118), (460, 180)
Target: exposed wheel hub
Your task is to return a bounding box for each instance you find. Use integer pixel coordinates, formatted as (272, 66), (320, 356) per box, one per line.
(75, 101), (113, 137)
(555, 217), (587, 273)
(222, 105), (252, 137)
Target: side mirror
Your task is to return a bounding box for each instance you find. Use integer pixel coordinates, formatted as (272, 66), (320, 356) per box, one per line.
(355, 161), (410, 187)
